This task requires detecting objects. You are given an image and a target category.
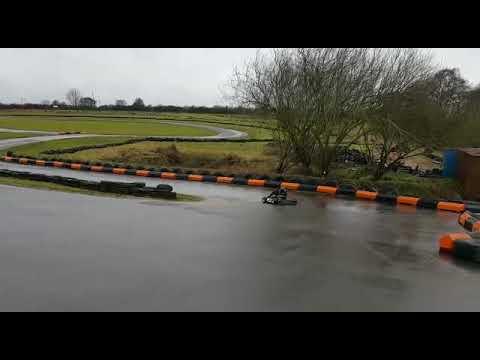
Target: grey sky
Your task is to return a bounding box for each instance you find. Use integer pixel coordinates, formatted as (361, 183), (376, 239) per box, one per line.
(1, 48), (479, 106)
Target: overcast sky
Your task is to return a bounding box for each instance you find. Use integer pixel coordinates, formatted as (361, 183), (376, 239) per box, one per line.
(1, 48), (479, 106)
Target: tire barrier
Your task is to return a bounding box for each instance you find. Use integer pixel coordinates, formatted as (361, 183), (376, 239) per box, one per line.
(175, 174), (189, 181)
(417, 198), (438, 209)
(248, 179), (266, 187)
(136, 170), (150, 177)
(439, 233), (472, 254)
(397, 196), (420, 206)
(317, 186), (338, 195)
(437, 211), (480, 264)
(438, 232), (480, 263)
(40, 137), (273, 156)
(336, 185), (357, 197)
(217, 176), (233, 184)
(438, 202), (466, 213)
(188, 174), (203, 182)
(452, 238), (480, 262)
(0, 168), (177, 199)
(458, 211), (480, 233)
(298, 184), (318, 192)
(356, 191), (378, 201)
(113, 168), (127, 175)
(281, 182), (301, 191)
(2, 155), (473, 213)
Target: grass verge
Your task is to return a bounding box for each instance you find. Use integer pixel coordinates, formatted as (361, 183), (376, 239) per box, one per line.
(0, 136), (135, 157)
(0, 110), (274, 139)
(0, 176), (203, 202)
(331, 167), (462, 199)
(49, 141), (275, 173)
(0, 116), (216, 137)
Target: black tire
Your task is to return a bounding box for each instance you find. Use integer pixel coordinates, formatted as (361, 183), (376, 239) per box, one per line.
(299, 184), (317, 192)
(337, 185), (357, 197)
(203, 175), (217, 183)
(376, 194), (398, 204)
(417, 198), (439, 209)
(453, 239), (480, 262)
(233, 177), (248, 185)
(156, 184), (173, 192)
(265, 180), (281, 188)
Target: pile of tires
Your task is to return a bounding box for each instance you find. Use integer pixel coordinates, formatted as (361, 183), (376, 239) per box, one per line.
(439, 211), (480, 263)
(0, 169), (177, 200)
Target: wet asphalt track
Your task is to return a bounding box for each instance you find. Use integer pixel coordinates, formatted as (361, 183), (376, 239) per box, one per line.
(1, 162), (480, 311)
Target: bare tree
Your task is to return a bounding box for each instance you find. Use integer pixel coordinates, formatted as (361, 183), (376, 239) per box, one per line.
(115, 99), (127, 107)
(231, 48), (437, 177)
(428, 68), (470, 116)
(362, 50), (444, 179)
(66, 88), (82, 107)
(231, 48), (432, 175)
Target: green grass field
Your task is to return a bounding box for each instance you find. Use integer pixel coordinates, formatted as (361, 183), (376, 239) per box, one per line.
(44, 141), (275, 173)
(0, 110), (275, 126)
(0, 116), (216, 137)
(1, 136), (134, 157)
(0, 132), (44, 140)
(0, 110), (274, 139)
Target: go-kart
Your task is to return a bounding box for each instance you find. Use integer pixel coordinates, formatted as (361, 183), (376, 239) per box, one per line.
(262, 193), (298, 206)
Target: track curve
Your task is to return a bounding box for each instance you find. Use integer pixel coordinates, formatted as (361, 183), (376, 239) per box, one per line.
(0, 121), (249, 151)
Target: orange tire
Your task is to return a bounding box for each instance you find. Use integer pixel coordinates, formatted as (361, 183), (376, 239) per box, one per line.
(316, 186), (337, 194)
(356, 190), (378, 201)
(188, 174), (204, 182)
(136, 170), (150, 177)
(439, 232), (472, 253)
(248, 179), (266, 187)
(70, 163), (82, 170)
(3, 156), (13, 161)
(113, 168), (127, 175)
(217, 177), (233, 184)
(437, 202), (466, 213)
(281, 182), (300, 191)
(53, 161), (64, 168)
(397, 196), (420, 206)
(35, 160), (46, 166)
(161, 172), (177, 180)
(91, 166), (104, 172)
(19, 158), (29, 165)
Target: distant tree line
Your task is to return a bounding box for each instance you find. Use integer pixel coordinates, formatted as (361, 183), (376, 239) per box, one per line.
(98, 103), (257, 114)
(0, 102), (257, 115)
(0, 89), (257, 115)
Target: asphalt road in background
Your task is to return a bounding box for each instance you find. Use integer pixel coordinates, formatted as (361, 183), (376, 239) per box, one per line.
(0, 121), (248, 151)
(1, 162), (479, 311)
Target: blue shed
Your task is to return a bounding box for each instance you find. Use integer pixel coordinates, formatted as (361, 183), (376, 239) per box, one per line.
(443, 149), (459, 178)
